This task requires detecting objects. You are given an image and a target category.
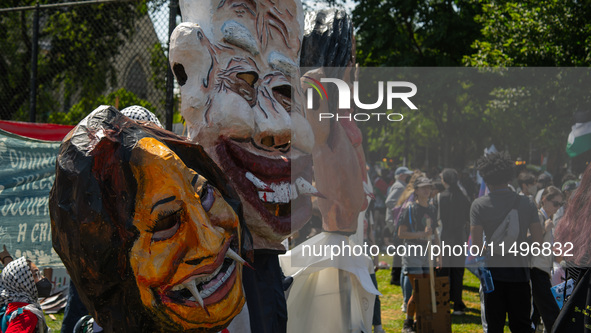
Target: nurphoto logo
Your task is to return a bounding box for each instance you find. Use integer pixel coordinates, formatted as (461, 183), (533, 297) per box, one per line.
(304, 76), (418, 122)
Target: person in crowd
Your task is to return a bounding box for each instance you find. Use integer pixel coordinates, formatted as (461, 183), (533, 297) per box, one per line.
(517, 172), (537, 200)
(553, 180), (578, 225)
(554, 163), (591, 285)
(531, 185), (563, 331)
(470, 151), (543, 333)
(460, 170), (479, 202)
(0, 251), (50, 333)
(534, 172), (553, 205)
(385, 167), (414, 243)
(385, 166), (414, 285)
(398, 177), (438, 333)
(559, 172), (578, 187)
(431, 179), (445, 199)
(552, 163), (591, 332)
(530, 186), (563, 332)
(436, 168), (471, 316)
(394, 170), (424, 311)
(372, 169), (390, 245)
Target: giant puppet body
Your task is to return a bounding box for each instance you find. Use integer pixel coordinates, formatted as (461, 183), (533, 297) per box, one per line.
(278, 9), (379, 333)
(169, 2), (316, 331)
(170, 1), (376, 332)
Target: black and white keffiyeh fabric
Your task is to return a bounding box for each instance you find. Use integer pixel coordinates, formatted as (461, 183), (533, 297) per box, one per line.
(121, 105), (163, 128)
(0, 257), (38, 307)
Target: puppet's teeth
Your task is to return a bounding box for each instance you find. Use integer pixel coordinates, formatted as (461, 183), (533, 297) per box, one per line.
(245, 172), (273, 191)
(290, 183), (298, 200)
(258, 182), (290, 203)
(257, 178), (324, 202)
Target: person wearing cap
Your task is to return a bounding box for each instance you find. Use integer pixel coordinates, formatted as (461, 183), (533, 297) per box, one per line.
(397, 176), (438, 333)
(385, 167), (414, 237)
(385, 166), (414, 285)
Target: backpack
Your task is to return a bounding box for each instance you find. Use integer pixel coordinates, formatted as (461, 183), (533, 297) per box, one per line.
(488, 195), (521, 256)
(1, 304), (49, 333)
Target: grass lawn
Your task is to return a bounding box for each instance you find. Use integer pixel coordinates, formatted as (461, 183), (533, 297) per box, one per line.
(375, 254), (511, 332)
(45, 312), (64, 331)
(44, 257), (514, 332)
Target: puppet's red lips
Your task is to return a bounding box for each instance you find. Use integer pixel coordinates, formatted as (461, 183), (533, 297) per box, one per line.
(215, 138), (314, 235)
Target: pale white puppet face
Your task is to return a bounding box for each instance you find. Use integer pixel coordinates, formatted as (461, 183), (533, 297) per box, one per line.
(170, 0), (315, 249)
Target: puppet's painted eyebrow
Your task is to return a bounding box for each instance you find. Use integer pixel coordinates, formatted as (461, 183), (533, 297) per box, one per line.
(191, 175), (198, 188)
(222, 20), (260, 56)
(151, 196), (176, 213)
(268, 51), (297, 77)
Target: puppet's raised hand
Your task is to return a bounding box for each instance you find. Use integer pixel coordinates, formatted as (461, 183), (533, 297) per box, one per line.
(302, 68), (368, 234)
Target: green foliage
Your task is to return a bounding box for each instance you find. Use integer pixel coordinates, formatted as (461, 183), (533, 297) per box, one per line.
(48, 88), (155, 125)
(150, 42), (168, 97)
(353, 0), (482, 67)
(0, 0), (152, 121)
(352, 0), (587, 173)
(352, 1), (484, 168)
(465, 0), (591, 67)
(464, 1), (591, 171)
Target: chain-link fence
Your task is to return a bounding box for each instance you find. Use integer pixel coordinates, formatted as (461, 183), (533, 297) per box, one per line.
(0, 0), (179, 129)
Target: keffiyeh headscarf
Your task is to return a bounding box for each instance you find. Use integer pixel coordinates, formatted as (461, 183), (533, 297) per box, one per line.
(0, 257), (39, 308)
(121, 105), (163, 128)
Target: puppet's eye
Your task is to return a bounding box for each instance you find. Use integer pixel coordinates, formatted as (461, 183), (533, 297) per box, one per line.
(237, 71), (258, 87)
(273, 85), (292, 112)
(151, 210), (182, 241)
(200, 184), (215, 212)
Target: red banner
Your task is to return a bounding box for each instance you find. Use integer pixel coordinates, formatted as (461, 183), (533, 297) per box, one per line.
(0, 120), (74, 142)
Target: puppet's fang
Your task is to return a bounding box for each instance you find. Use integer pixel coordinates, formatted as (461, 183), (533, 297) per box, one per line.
(295, 178), (320, 196)
(226, 249), (254, 270)
(183, 280), (208, 315)
(295, 178), (325, 199)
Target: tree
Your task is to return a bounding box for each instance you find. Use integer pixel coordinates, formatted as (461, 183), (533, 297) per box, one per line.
(353, 0), (481, 66)
(465, 0), (591, 67)
(0, 0), (156, 121)
(465, 0), (591, 174)
(47, 88), (154, 125)
(351, 0), (484, 169)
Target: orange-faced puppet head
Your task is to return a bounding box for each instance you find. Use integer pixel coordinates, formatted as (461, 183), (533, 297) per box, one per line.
(49, 106), (251, 333)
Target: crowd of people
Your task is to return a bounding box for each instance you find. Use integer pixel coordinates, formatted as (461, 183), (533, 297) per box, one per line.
(366, 151), (590, 332)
